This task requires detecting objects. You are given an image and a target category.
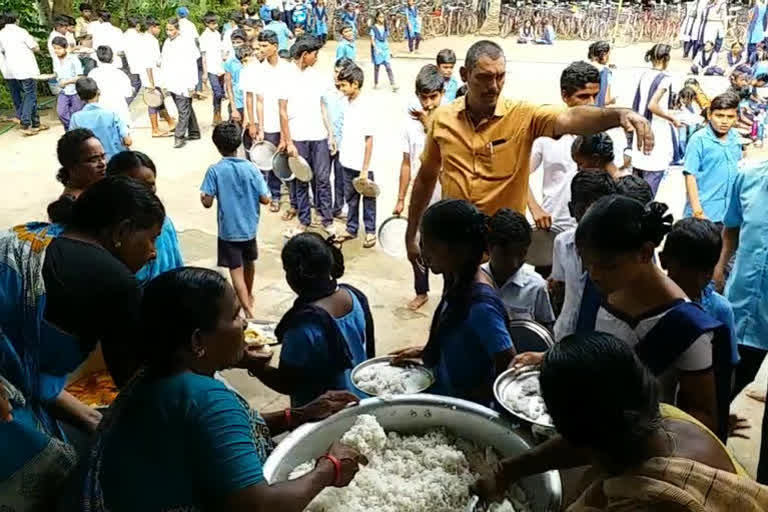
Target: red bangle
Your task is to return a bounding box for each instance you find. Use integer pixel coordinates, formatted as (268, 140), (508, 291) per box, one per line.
(317, 455), (342, 486)
(284, 408), (292, 428)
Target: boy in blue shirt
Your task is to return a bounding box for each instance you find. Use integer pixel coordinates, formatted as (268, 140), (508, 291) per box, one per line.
(69, 77), (131, 161)
(683, 92), (741, 223)
(264, 10), (293, 54)
(436, 48), (459, 103)
(223, 36), (249, 122)
(335, 25), (356, 61)
(200, 122), (271, 318)
(660, 218), (739, 371)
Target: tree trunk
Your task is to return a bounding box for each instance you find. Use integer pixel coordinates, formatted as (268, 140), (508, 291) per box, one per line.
(52, 0), (72, 16)
(37, 0), (52, 25)
(478, 0), (501, 36)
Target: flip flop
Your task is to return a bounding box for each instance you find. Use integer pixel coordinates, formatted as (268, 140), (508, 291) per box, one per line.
(363, 234), (377, 249)
(281, 208), (297, 221)
(269, 200), (280, 213)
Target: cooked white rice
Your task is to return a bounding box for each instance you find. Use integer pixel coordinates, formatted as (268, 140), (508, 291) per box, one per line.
(289, 414), (530, 512)
(353, 365), (432, 396)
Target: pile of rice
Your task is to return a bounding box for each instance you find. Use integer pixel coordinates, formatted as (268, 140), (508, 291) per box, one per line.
(353, 364), (432, 396)
(289, 414), (530, 512)
(503, 375), (552, 426)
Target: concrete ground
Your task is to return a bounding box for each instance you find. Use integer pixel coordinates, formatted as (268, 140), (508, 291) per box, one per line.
(2, 36), (765, 479)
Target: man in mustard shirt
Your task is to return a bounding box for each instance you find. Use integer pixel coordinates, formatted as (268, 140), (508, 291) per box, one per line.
(404, 40), (654, 266)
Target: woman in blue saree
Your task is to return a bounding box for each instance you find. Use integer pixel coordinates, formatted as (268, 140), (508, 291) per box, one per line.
(105, 150), (184, 285)
(0, 176), (166, 510)
(64, 267), (363, 512)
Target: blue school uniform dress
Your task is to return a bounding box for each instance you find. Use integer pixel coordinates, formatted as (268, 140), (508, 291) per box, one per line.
(405, 6), (421, 39)
(370, 25), (391, 64)
(69, 103), (128, 161)
(96, 373), (274, 511)
(596, 66), (612, 107)
(313, 5), (328, 35)
(223, 57), (244, 112)
(340, 11), (357, 37)
(135, 216), (184, 285)
(748, 3), (767, 46)
(423, 283), (513, 405)
(200, 157), (270, 244)
(292, 5), (308, 28)
(723, 162), (768, 354)
(335, 39), (356, 61)
(277, 285), (375, 407)
(682, 125), (741, 223)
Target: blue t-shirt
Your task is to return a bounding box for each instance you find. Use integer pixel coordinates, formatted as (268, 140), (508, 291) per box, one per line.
(335, 39), (356, 61)
(264, 21), (292, 51)
(699, 285), (739, 365)
(200, 157), (270, 241)
(683, 125), (741, 223)
(259, 5), (272, 21)
(443, 76), (459, 102)
(429, 283), (514, 405)
(135, 216), (184, 285)
(223, 57), (245, 109)
(280, 290), (369, 407)
(69, 103), (128, 161)
(100, 373), (270, 511)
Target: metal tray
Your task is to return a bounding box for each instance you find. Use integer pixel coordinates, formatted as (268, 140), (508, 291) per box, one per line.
(494, 367), (555, 429)
(377, 215), (408, 259)
(245, 320), (279, 346)
(350, 355), (434, 396)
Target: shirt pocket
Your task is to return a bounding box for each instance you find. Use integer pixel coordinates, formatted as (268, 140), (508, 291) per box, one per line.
(476, 139), (521, 179)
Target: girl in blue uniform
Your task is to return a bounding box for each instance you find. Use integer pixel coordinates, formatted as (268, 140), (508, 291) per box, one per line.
(340, 2), (358, 38)
(746, 0), (767, 61)
(404, 0), (421, 53)
(252, 233), (375, 407)
(370, 11), (398, 91)
(313, 0), (328, 44)
(392, 200), (516, 406)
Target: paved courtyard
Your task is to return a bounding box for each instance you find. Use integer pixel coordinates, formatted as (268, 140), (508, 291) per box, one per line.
(1, 36), (765, 478)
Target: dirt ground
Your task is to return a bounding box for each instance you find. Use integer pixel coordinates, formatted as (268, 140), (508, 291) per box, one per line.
(2, 36), (765, 478)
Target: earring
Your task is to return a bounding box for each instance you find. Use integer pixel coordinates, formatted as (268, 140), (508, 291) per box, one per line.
(196, 348), (206, 358)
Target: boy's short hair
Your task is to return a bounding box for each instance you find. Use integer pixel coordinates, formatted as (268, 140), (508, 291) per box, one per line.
(79, 3), (92, 12)
(51, 36), (69, 49)
(615, 175), (653, 205)
(203, 12), (218, 24)
(571, 133), (614, 164)
(235, 45), (252, 61)
(76, 77), (99, 101)
(340, 24), (353, 34)
(212, 121), (242, 155)
(756, 73), (768, 83)
(257, 29), (278, 45)
(54, 14), (69, 27)
(570, 171), (616, 214)
(96, 45), (113, 63)
(167, 17), (180, 28)
(230, 11), (245, 23)
(561, 61), (600, 96)
(231, 28), (247, 42)
(271, 9), (283, 21)
(415, 64), (444, 95)
(335, 57), (354, 69)
(487, 208), (532, 248)
(710, 92), (740, 112)
(98, 10), (111, 22)
(243, 17), (262, 28)
(662, 218), (722, 271)
(145, 16), (160, 27)
(436, 48), (456, 65)
(292, 35), (322, 59)
(338, 63), (364, 88)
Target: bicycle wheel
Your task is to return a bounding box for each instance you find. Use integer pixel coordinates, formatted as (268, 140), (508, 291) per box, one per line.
(614, 22), (633, 48)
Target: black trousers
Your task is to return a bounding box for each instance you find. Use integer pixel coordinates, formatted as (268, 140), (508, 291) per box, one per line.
(170, 93), (200, 139)
(731, 344), (767, 400)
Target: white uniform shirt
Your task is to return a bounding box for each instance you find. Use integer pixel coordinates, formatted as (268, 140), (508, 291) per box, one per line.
(141, 33), (162, 88)
(161, 35), (198, 95)
(286, 65), (328, 141)
(122, 28), (145, 76)
(402, 111), (441, 204)
(595, 302), (714, 403)
(88, 63), (132, 128)
(256, 59), (290, 133)
(632, 70), (675, 172)
(339, 94), (375, 171)
(47, 29), (76, 67)
(179, 18), (199, 42)
(266, 0), (284, 10)
(551, 228), (585, 342)
(0, 24), (40, 80)
(92, 22), (125, 68)
(199, 28), (225, 76)
(530, 135), (578, 231)
(481, 263), (556, 325)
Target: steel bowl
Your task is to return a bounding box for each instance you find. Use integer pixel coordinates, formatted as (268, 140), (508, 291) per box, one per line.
(494, 368), (555, 429)
(142, 88), (164, 108)
(250, 140), (278, 170)
(263, 394), (562, 511)
(288, 155), (313, 182)
(272, 152), (294, 182)
(349, 355), (434, 397)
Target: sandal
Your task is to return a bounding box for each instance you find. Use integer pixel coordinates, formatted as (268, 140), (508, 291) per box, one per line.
(281, 208), (297, 221)
(269, 200), (280, 213)
(363, 234), (377, 249)
(335, 232), (356, 244)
